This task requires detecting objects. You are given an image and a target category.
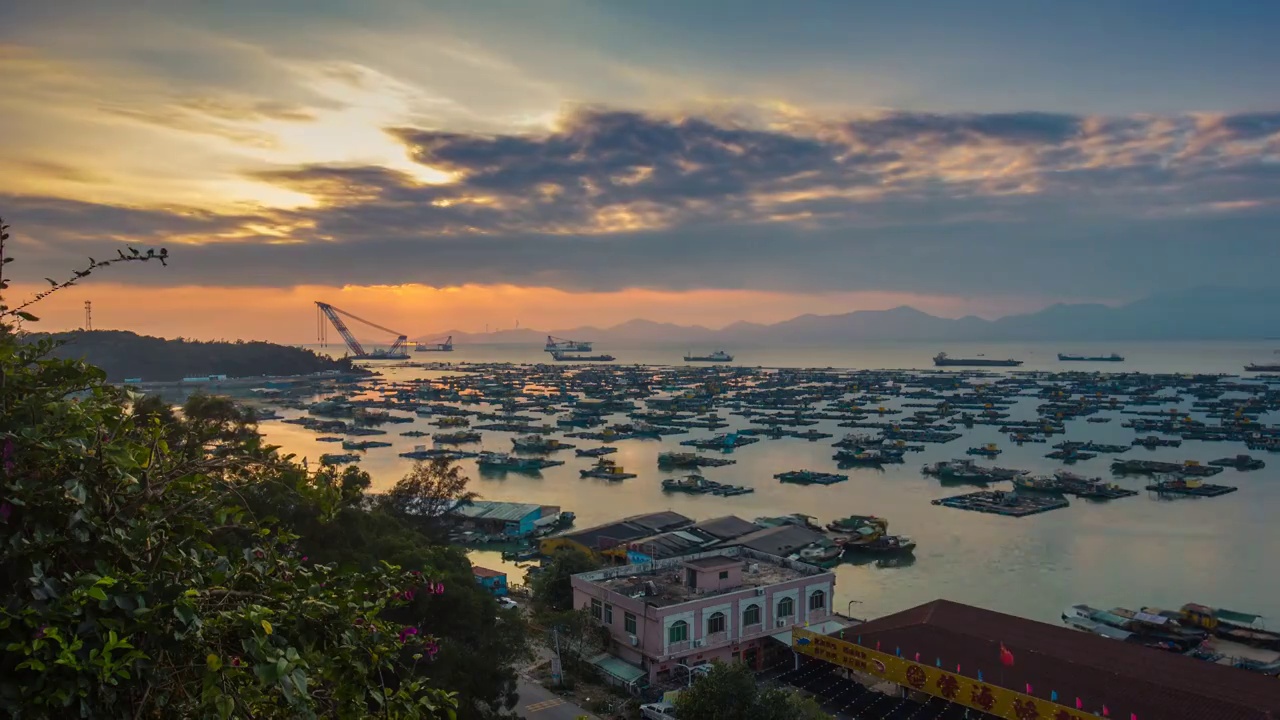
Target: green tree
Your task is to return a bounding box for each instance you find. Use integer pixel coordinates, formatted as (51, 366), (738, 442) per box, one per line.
(0, 217), (455, 718)
(380, 458), (478, 542)
(673, 662), (831, 720)
(530, 549), (600, 615)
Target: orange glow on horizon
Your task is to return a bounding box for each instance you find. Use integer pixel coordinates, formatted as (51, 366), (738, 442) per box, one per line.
(8, 282), (1051, 343)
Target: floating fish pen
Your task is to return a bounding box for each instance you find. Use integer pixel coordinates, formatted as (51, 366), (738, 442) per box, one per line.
(932, 490), (1070, 517)
(1112, 459), (1224, 477)
(1045, 449), (1097, 463)
(790, 429), (834, 441)
(320, 453), (361, 466)
(400, 430), (430, 437)
(1145, 478), (1238, 497)
(575, 446), (618, 457)
(775, 470), (849, 486)
(678, 433), (760, 450)
(1132, 436), (1182, 448)
(834, 449), (904, 466)
(399, 447), (479, 461)
(1207, 454), (1266, 471)
(432, 431), (482, 444)
(341, 440), (392, 450)
(316, 436), (343, 443)
(657, 451), (736, 468)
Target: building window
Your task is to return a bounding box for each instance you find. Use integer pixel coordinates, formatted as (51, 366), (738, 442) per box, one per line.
(718, 570), (729, 579)
(604, 603), (613, 624)
(777, 597), (794, 619)
(743, 604), (761, 626)
(669, 620), (688, 643)
(625, 612), (637, 634)
(707, 612), (726, 634)
(591, 599), (602, 620)
(809, 590), (826, 611)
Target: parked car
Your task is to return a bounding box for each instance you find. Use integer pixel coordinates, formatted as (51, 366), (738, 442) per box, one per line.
(497, 597), (519, 610)
(640, 701), (678, 720)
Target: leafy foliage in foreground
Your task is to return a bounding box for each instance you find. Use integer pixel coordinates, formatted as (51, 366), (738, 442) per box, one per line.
(0, 215), (458, 718)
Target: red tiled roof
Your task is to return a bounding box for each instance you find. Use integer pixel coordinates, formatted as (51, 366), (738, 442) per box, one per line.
(841, 599), (1280, 720)
(471, 566), (506, 579)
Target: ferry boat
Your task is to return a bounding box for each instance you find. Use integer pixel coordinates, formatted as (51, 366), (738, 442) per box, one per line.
(684, 350), (734, 363)
(1244, 363), (1280, 372)
(933, 352), (1023, 368)
(1058, 353), (1124, 362)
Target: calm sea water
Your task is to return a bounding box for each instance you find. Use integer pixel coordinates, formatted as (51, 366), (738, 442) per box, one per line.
(263, 340), (1280, 625)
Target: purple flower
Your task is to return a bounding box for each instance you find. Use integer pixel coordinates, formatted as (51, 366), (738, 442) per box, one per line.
(34, 626), (47, 639)
(2, 439), (14, 474)
(397, 627), (419, 644)
(300, 556), (308, 562)
(402, 589), (415, 601)
(0, 503), (11, 522)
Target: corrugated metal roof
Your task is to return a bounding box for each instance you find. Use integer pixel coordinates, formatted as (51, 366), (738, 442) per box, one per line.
(455, 500), (542, 522)
(838, 599), (1280, 720)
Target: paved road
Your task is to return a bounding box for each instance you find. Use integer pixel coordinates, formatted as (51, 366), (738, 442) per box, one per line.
(516, 677), (601, 720)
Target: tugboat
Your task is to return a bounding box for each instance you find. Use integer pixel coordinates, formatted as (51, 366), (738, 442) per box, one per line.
(684, 350), (734, 363)
(1058, 353), (1124, 362)
(933, 352), (1023, 367)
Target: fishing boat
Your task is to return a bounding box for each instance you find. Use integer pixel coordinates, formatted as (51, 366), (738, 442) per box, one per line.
(845, 534), (916, 555)
(1180, 604), (1280, 650)
(432, 430), (481, 444)
(933, 352), (1023, 368)
(1244, 363), (1280, 372)
(684, 350), (734, 363)
(319, 453), (361, 466)
(579, 458), (636, 480)
(966, 443), (1001, 457)
(661, 474), (717, 493)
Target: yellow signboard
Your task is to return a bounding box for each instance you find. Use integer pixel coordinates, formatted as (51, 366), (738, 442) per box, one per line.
(792, 628), (1101, 720)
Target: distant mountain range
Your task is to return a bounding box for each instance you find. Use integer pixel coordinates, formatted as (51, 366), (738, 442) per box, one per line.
(419, 287), (1280, 345)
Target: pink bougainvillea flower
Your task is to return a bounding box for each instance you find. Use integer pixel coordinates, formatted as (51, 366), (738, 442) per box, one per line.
(397, 627), (419, 643)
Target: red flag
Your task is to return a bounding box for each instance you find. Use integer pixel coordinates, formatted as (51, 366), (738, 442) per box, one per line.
(999, 643), (1015, 667)
(1076, 698), (1083, 710)
(1103, 705), (1110, 717)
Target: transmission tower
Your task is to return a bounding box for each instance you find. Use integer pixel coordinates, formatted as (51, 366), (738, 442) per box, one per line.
(84, 300), (93, 331)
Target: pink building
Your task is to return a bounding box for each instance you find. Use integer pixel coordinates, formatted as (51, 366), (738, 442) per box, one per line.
(571, 547), (836, 684)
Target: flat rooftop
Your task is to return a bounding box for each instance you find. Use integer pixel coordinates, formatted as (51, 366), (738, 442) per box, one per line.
(575, 547), (827, 608)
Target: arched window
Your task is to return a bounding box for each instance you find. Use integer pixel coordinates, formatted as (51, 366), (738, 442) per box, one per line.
(707, 611), (726, 634)
(809, 590), (826, 611)
(668, 620), (689, 643)
(777, 596), (794, 618)
(743, 604), (761, 626)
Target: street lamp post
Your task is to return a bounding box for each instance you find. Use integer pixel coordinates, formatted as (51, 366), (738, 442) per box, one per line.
(846, 599), (863, 622)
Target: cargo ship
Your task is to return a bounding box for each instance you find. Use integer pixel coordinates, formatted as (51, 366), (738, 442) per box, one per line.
(932, 352), (1023, 368)
(684, 350), (734, 363)
(549, 349), (614, 362)
(1059, 352), (1124, 362)
(1244, 363), (1280, 372)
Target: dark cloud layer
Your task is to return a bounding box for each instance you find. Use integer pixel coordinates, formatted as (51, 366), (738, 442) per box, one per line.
(7, 106), (1280, 297)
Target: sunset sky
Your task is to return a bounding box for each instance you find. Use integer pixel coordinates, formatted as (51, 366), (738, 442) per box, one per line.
(3, 0), (1280, 342)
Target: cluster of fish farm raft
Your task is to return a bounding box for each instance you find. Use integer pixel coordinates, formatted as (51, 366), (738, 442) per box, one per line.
(264, 360), (1278, 526)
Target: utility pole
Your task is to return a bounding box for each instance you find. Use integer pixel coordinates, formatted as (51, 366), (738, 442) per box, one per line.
(551, 626), (563, 686)
(84, 300), (92, 331)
